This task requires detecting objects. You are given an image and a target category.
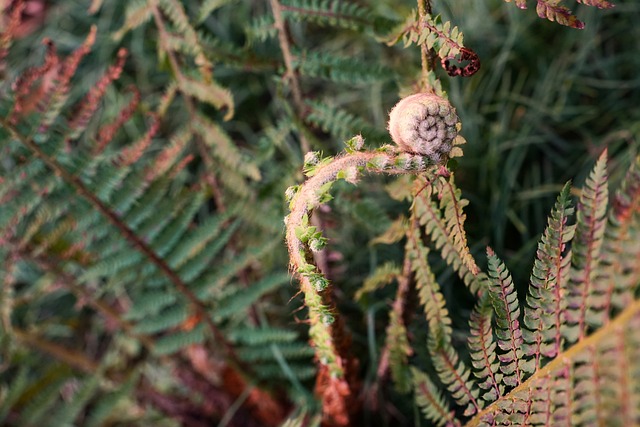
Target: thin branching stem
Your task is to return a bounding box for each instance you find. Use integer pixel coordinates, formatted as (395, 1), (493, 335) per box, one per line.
(269, 0), (310, 154)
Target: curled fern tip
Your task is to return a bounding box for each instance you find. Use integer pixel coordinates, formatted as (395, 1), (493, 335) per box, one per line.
(388, 93), (459, 164)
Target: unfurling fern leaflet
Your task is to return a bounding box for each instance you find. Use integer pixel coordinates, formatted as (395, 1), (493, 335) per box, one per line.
(523, 181), (574, 368)
(383, 12), (480, 77)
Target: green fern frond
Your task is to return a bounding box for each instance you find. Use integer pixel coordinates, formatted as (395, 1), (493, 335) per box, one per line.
(412, 367), (461, 427)
(428, 335), (481, 416)
(413, 176), (484, 294)
(0, 366), (29, 421)
(193, 114), (260, 181)
(239, 342), (315, 362)
(153, 324), (206, 356)
(467, 301), (640, 427)
(601, 156), (640, 311)
(48, 374), (101, 426)
(355, 261), (399, 300)
(408, 227), (451, 338)
(434, 175), (480, 276)
(408, 227), (480, 415)
(198, 0), (236, 23)
(178, 76), (234, 120)
(132, 304), (189, 335)
(305, 99), (388, 143)
(280, 0), (374, 30)
(166, 212), (236, 270)
(246, 14), (277, 44)
(523, 181), (574, 367)
(84, 373), (138, 427)
(468, 293), (503, 405)
(386, 307), (412, 393)
(213, 272), (291, 321)
(229, 326), (299, 346)
(112, 0), (153, 41)
(16, 371), (69, 426)
(126, 290), (178, 320)
(293, 50), (394, 85)
(383, 12), (465, 61)
(486, 248), (531, 387)
(565, 151), (609, 342)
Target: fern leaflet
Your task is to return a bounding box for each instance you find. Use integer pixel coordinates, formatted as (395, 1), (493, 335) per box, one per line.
(523, 181), (574, 367)
(565, 151), (609, 342)
(486, 247), (531, 387)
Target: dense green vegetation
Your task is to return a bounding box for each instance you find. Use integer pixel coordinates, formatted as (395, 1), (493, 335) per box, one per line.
(0, 0), (638, 426)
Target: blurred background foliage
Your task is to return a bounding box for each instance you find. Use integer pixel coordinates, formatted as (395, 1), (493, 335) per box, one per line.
(0, 0), (638, 425)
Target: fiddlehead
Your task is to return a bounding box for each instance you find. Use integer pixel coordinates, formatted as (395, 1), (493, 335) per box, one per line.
(285, 91), (465, 424)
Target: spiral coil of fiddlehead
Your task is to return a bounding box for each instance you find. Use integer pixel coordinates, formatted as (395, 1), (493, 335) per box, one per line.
(388, 92), (459, 164)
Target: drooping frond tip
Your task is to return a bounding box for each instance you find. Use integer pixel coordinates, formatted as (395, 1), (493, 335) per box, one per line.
(504, 0), (615, 29)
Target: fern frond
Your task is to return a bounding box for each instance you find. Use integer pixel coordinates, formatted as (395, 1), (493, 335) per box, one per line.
(576, 0), (615, 8)
(486, 247), (530, 387)
(280, 0), (373, 30)
(565, 150), (608, 342)
(601, 156), (640, 311)
(153, 324), (206, 356)
(193, 114), (260, 181)
(213, 272), (291, 321)
(523, 181), (574, 367)
(112, 0), (153, 41)
(467, 302), (640, 427)
(305, 99), (387, 142)
(246, 14), (277, 44)
(468, 293), (503, 405)
(536, 1), (585, 29)
(385, 10), (463, 55)
(239, 342), (315, 362)
(413, 176), (484, 294)
(434, 175), (480, 276)
(411, 367), (461, 427)
(408, 227), (480, 416)
(354, 261), (399, 300)
(198, 0), (236, 23)
(293, 50), (393, 85)
(48, 374), (101, 426)
(386, 306), (412, 393)
(177, 75), (234, 120)
(503, 0), (527, 9)
(133, 304), (189, 334)
(408, 227), (451, 339)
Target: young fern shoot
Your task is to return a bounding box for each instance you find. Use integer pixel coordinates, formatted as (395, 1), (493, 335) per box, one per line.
(284, 92), (466, 424)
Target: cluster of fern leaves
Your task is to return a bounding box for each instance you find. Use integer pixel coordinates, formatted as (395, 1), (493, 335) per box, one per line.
(0, 0), (639, 426)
